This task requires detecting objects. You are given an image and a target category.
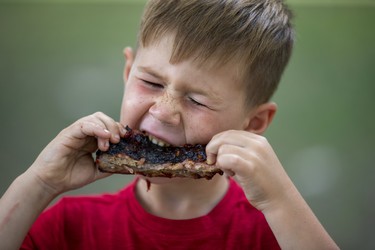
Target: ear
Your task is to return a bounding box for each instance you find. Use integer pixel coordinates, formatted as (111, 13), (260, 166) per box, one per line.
(123, 47), (134, 84)
(244, 102), (277, 135)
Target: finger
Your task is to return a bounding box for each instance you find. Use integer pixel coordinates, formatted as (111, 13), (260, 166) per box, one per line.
(216, 152), (250, 177)
(75, 121), (112, 151)
(208, 130), (259, 150)
(91, 112), (122, 143)
(72, 120), (111, 140)
(91, 112), (120, 143)
(223, 169), (235, 177)
(117, 122), (127, 137)
(206, 153), (217, 165)
(215, 143), (259, 176)
(206, 130), (250, 165)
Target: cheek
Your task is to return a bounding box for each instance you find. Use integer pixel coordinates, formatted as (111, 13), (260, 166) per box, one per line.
(186, 110), (246, 143)
(184, 112), (224, 143)
(120, 89), (149, 126)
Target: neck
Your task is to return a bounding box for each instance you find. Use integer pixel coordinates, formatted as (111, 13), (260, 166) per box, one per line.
(135, 175), (229, 220)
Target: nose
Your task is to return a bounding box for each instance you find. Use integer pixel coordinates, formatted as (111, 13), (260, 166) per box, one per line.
(149, 92), (181, 126)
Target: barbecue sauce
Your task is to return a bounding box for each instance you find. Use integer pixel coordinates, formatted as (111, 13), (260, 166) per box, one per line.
(105, 126), (207, 165)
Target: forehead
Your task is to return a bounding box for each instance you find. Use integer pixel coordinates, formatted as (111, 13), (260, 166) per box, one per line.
(134, 36), (248, 104)
(136, 35), (246, 87)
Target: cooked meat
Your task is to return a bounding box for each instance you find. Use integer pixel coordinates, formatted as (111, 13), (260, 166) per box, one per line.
(95, 126), (223, 180)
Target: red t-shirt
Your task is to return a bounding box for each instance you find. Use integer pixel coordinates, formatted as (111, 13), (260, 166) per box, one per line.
(21, 178), (280, 249)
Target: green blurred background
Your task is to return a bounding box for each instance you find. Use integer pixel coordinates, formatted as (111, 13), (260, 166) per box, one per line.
(0, 0), (374, 249)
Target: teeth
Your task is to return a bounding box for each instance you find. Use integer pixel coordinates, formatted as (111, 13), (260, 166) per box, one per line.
(148, 135), (170, 147)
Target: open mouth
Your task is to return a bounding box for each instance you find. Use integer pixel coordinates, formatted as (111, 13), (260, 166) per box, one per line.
(96, 126), (224, 179)
(147, 134), (171, 147)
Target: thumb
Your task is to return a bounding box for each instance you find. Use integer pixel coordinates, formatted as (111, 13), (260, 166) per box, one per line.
(206, 152), (217, 165)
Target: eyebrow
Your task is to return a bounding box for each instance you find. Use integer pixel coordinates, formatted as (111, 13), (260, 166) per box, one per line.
(136, 65), (222, 102)
(137, 66), (165, 81)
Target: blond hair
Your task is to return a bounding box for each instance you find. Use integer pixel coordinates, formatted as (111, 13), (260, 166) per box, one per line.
(138, 0), (294, 107)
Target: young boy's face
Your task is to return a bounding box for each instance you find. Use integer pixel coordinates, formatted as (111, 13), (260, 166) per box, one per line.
(120, 35), (253, 146)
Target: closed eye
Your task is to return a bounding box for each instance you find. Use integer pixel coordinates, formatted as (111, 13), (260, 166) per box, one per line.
(188, 97), (206, 107)
(143, 80), (163, 89)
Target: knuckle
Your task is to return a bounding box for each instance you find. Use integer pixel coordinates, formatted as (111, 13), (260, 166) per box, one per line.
(94, 111), (104, 116)
(74, 119), (86, 130)
(217, 144), (230, 155)
(210, 133), (221, 142)
(252, 136), (268, 151)
(257, 135), (268, 144)
(227, 154), (242, 166)
(217, 153), (240, 167)
(88, 113), (97, 121)
(91, 111), (106, 120)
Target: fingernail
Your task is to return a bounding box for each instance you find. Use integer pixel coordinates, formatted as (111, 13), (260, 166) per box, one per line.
(114, 134), (120, 141)
(121, 128), (126, 135)
(104, 129), (110, 133)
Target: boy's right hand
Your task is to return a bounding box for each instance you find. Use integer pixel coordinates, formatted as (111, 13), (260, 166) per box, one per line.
(27, 112), (126, 197)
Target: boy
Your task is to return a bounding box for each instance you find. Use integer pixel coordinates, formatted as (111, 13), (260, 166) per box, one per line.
(0, 0), (338, 249)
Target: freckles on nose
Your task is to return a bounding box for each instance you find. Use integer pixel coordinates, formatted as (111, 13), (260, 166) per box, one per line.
(149, 94), (181, 125)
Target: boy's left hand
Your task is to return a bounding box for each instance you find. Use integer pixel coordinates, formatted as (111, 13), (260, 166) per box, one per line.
(206, 130), (294, 212)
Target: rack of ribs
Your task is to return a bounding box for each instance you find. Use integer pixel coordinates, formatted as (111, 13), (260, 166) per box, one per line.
(95, 126), (223, 180)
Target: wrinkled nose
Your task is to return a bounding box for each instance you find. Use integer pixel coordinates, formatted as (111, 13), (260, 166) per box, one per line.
(149, 93), (181, 126)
